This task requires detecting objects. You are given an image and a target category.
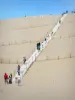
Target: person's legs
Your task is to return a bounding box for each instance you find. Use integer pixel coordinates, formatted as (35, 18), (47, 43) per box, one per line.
(9, 78), (12, 84)
(15, 77), (18, 83)
(18, 79), (21, 86)
(11, 78), (12, 84)
(23, 60), (25, 64)
(4, 78), (8, 85)
(24, 60), (26, 64)
(23, 59), (26, 64)
(6, 79), (9, 84)
(4, 79), (6, 85)
(18, 70), (20, 75)
(19, 71), (20, 75)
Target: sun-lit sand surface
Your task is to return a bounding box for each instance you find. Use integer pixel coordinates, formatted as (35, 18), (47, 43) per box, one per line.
(0, 14), (75, 100)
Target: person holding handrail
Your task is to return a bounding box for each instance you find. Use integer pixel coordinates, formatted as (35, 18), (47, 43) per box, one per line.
(59, 20), (61, 24)
(23, 57), (26, 64)
(17, 74), (21, 86)
(37, 42), (41, 50)
(9, 73), (12, 84)
(17, 65), (20, 75)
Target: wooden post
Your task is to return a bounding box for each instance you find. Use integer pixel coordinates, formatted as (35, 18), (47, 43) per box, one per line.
(9, 59), (10, 64)
(58, 56), (59, 60)
(70, 54), (71, 58)
(17, 60), (18, 64)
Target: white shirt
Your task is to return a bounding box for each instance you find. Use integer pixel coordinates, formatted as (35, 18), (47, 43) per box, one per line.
(17, 75), (21, 80)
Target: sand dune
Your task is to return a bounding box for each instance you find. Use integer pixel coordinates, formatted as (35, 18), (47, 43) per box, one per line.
(0, 15), (60, 43)
(0, 15), (59, 63)
(0, 14), (75, 100)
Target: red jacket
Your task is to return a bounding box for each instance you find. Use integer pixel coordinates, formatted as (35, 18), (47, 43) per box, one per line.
(4, 74), (8, 79)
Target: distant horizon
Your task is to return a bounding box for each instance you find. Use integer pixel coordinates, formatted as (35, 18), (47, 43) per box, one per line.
(0, 13), (63, 20)
(0, 0), (75, 20)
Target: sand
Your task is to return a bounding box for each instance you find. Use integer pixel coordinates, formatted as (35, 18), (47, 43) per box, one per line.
(0, 14), (75, 100)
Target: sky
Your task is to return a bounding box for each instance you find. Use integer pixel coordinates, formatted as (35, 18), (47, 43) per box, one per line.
(0, 0), (75, 19)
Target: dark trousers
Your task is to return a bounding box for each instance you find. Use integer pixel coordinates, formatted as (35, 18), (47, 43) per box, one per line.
(9, 78), (12, 84)
(18, 70), (20, 75)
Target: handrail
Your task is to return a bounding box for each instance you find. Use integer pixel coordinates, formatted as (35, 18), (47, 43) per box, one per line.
(13, 13), (67, 83)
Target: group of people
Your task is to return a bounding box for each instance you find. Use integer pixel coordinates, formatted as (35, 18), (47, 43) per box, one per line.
(62, 10), (75, 16)
(4, 57), (26, 85)
(62, 11), (69, 16)
(4, 73), (12, 85)
(71, 11), (75, 13)
(15, 57), (27, 85)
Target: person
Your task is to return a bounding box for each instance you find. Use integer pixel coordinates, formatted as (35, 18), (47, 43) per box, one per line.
(66, 11), (68, 13)
(45, 38), (46, 41)
(17, 74), (21, 86)
(59, 20), (61, 24)
(51, 32), (53, 36)
(4, 73), (9, 85)
(37, 42), (41, 50)
(62, 13), (64, 16)
(17, 65), (20, 75)
(23, 57), (26, 64)
(9, 73), (12, 84)
(73, 11), (75, 13)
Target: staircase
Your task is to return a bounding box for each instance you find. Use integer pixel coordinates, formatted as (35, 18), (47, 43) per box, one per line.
(13, 14), (67, 83)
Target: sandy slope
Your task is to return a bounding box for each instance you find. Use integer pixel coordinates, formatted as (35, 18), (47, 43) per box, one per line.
(0, 15), (60, 100)
(0, 58), (75, 100)
(0, 14), (75, 100)
(0, 15), (60, 63)
(0, 15), (60, 43)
